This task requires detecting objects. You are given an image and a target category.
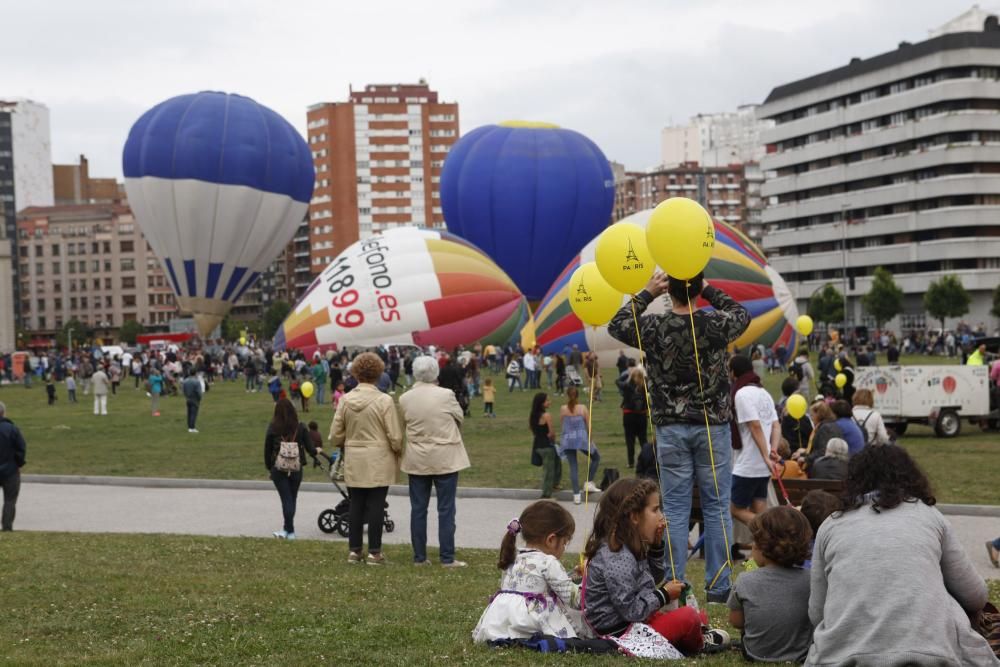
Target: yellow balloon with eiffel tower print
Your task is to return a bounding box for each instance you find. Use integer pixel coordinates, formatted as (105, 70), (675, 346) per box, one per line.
(646, 197), (715, 280)
(594, 222), (655, 294)
(567, 261), (623, 326)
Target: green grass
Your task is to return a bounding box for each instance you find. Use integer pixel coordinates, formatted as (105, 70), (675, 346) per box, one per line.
(2, 354), (997, 503)
(1, 532), (997, 666)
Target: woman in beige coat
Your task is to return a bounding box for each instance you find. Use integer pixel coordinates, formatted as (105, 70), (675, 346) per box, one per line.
(399, 356), (471, 567)
(329, 352), (403, 565)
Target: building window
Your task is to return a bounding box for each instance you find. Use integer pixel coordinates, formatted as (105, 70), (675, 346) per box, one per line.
(120, 258), (135, 271)
(52, 262), (60, 275)
(34, 246), (42, 257)
(123, 295), (136, 307)
(120, 240), (134, 253)
(121, 276), (136, 289)
(105, 277), (112, 289)
(51, 244), (60, 256)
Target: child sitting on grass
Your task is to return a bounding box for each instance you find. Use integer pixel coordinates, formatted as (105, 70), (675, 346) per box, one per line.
(473, 500), (587, 642)
(727, 506), (813, 662)
(582, 478), (729, 658)
(799, 490), (841, 569)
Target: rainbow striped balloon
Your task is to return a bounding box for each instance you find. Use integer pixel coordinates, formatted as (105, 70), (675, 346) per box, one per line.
(533, 209), (800, 357)
(274, 228), (530, 356)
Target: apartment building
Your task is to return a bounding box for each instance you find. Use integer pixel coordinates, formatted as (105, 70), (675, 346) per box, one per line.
(305, 81), (459, 273)
(758, 16), (1000, 329)
(661, 105), (773, 168)
(16, 204), (178, 337)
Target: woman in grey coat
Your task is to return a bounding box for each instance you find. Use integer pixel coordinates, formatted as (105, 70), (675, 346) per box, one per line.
(807, 446), (998, 666)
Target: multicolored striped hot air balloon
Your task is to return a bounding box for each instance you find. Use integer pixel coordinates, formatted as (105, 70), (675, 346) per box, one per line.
(274, 228), (530, 357)
(533, 209), (800, 360)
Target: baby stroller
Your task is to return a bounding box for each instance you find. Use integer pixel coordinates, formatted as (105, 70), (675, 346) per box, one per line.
(315, 452), (395, 537)
(565, 365), (584, 387)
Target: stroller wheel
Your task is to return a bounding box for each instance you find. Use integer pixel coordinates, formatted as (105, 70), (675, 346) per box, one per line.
(336, 519), (349, 538)
(384, 519), (395, 533)
(318, 509), (337, 534)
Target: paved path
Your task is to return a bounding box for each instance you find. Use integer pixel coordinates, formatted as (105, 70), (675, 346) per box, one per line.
(11, 479), (1000, 580)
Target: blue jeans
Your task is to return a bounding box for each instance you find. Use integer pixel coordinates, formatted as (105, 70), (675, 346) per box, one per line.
(408, 472), (459, 564)
(315, 383), (325, 404)
(563, 448), (600, 494)
(270, 468), (303, 534)
(656, 423), (733, 596)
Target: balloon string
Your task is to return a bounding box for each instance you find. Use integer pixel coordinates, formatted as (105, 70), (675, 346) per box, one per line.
(581, 340), (597, 572)
(686, 298), (733, 592)
(630, 298), (677, 581)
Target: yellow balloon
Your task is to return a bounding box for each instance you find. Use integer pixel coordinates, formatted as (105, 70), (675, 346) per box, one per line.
(568, 262), (623, 326)
(239, 337), (247, 346)
(786, 394), (807, 420)
(835, 373), (847, 388)
(646, 197), (715, 280)
(796, 315), (814, 337)
(595, 222), (655, 294)
(301, 381), (315, 398)
(834, 359), (843, 372)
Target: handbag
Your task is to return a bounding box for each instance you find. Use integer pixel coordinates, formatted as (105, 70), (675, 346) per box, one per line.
(531, 447), (543, 467)
(976, 601), (1000, 658)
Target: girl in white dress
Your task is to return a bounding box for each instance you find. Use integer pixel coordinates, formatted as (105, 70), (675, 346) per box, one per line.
(472, 500), (589, 642)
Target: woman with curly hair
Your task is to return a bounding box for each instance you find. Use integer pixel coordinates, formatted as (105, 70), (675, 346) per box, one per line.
(329, 352), (403, 566)
(727, 506), (813, 662)
(806, 446), (997, 666)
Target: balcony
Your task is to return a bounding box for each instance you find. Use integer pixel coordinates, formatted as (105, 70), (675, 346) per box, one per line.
(768, 236), (1000, 275)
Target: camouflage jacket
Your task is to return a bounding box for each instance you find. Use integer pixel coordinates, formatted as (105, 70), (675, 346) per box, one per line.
(607, 286), (751, 425)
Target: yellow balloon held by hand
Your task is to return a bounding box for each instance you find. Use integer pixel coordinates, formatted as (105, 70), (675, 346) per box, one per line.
(568, 262), (623, 326)
(301, 381), (315, 398)
(595, 222), (655, 294)
(835, 373), (847, 389)
(834, 359), (843, 372)
(786, 394), (807, 420)
(646, 197), (715, 280)
(796, 315), (814, 337)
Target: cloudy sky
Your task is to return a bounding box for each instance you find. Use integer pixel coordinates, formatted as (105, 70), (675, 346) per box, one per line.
(1, 0), (984, 178)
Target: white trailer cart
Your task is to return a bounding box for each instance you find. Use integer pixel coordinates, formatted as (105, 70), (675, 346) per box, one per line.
(853, 365), (991, 438)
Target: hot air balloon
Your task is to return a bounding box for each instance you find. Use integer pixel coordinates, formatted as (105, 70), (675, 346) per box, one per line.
(273, 228), (530, 357)
(533, 209), (801, 362)
(123, 91), (314, 336)
(440, 121), (615, 302)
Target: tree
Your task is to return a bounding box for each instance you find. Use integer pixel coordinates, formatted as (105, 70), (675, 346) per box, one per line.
(55, 318), (91, 350)
(992, 284), (1000, 320)
(262, 301), (291, 340)
(923, 274), (970, 332)
(807, 284), (844, 325)
(220, 315), (243, 342)
(118, 319), (143, 345)
(861, 267), (904, 330)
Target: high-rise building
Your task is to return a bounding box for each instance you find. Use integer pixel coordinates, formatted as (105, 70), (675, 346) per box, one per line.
(16, 204), (179, 338)
(661, 105), (773, 168)
(305, 81), (459, 272)
(757, 13), (1000, 331)
(613, 161), (759, 240)
(0, 99), (54, 333)
(0, 199), (12, 351)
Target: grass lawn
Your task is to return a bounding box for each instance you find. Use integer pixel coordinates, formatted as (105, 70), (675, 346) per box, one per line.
(3, 532), (996, 665)
(2, 354), (997, 504)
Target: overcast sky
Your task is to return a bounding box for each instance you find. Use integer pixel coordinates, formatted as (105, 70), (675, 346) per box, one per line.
(1, 0), (985, 179)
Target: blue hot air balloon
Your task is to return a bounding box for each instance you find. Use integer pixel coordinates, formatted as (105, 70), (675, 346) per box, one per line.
(440, 121), (614, 302)
(123, 91), (314, 336)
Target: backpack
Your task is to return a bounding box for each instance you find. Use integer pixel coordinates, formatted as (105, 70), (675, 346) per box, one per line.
(274, 428), (301, 474)
(854, 411), (877, 446)
(599, 467), (621, 491)
(789, 360), (805, 383)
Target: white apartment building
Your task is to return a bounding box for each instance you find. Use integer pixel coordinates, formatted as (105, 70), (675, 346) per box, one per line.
(758, 17), (1000, 332)
(661, 105), (773, 168)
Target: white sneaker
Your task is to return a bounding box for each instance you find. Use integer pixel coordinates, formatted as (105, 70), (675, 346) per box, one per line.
(190, 428), (199, 433)
(286, 532), (296, 541)
(573, 493), (582, 505)
(273, 530), (287, 539)
(584, 481), (602, 493)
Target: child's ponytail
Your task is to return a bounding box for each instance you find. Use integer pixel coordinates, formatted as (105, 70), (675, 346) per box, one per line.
(497, 518), (521, 570)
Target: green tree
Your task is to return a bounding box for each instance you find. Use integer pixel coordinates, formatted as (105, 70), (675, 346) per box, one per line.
(992, 284), (1000, 320)
(923, 275), (971, 332)
(262, 301), (291, 340)
(220, 315), (243, 342)
(807, 284), (844, 325)
(861, 267), (904, 330)
(118, 319), (143, 345)
(55, 318), (91, 350)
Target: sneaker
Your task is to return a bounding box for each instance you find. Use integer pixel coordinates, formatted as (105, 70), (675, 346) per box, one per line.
(286, 532), (296, 541)
(584, 481), (601, 493)
(273, 530), (287, 539)
(573, 493), (582, 505)
(152, 412), (160, 417)
(441, 560), (467, 568)
(413, 560), (432, 567)
(706, 589), (731, 604)
(190, 428), (199, 433)
(701, 628), (730, 654)
(366, 553), (386, 566)
(347, 551), (363, 565)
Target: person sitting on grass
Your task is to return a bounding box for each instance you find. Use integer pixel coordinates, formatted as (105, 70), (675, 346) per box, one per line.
(473, 500), (587, 642)
(582, 478), (730, 658)
(798, 490), (841, 569)
(727, 506), (814, 663)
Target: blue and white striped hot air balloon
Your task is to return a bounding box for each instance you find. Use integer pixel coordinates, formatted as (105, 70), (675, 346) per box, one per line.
(123, 91), (314, 336)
